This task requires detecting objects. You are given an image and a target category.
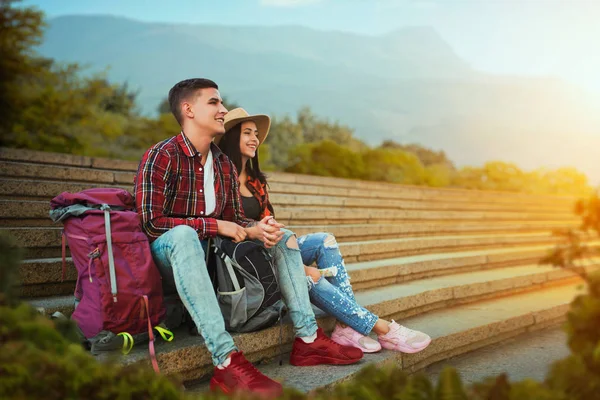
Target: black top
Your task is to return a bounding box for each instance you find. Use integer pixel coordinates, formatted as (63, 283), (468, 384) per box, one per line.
(241, 195), (261, 220)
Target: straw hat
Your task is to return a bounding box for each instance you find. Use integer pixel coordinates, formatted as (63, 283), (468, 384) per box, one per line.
(215, 108), (271, 145)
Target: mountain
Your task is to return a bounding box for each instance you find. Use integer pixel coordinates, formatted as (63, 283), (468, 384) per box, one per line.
(38, 15), (600, 182)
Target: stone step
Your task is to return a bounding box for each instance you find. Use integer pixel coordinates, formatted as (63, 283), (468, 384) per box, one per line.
(0, 147), (576, 204)
(17, 241), (585, 298)
(290, 221), (577, 240)
(0, 159), (570, 214)
(1, 198), (577, 229)
(346, 245), (558, 291)
(269, 193), (570, 213)
(100, 270), (585, 385)
(0, 160), (134, 185)
(0, 179), (575, 221)
(338, 233), (565, 263)
(266, 171), (576, 206)
(424, 327), (568, 386)
(7, 223), (566, 261)
(213, 284), (581, 393)
(0, 178), (131, 200)
(274, 208), (574, 227)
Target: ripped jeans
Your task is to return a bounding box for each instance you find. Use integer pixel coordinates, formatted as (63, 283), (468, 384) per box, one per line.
(151, 226), (318, 366)
(298, 233), (379, 335)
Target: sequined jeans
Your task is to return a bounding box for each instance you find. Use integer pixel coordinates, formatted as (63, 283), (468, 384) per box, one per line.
(298, 232), (379, 335)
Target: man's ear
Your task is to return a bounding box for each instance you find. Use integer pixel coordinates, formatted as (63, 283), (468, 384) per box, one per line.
(182, 102), (194, 119)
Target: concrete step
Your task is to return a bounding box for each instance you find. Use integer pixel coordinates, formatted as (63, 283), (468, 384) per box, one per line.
(346, 245), (564, 290)
(0, 161), (570, 214)
(8, 224), (567, 263)
(266, 171), (576, 207)
(425, 327), (568, 386)
(0, 178), (131, 200)
(290, 221), (577, 241)
(338, 233), (566, 263)
(0, 160), (135, 185)
(18, 240), (589, 298)
(0, 147), (576, 207)
(269, 193), (571, 213)
(0, 198), (578, 232)
(30, 261), (589, 322)
(178, 281), (583, 388)
(275, 207), (575, 226)
(32, 265), (589, 385)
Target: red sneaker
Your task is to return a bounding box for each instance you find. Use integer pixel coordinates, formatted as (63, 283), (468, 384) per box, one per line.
(210, 351), (283, 397)
(289, 327), (363, 366)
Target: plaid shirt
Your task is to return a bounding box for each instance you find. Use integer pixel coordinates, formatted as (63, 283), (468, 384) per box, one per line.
(246, 176), (275, 220)
(134, 132), (252, 241)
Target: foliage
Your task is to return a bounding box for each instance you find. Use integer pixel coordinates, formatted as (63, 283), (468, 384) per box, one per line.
(1, 0), (594, 196)
(380, 140), (456, 171)
(453, 163), (592, 197)
(539, 194), (600, 400)
(266, 107), (366, 171)
(0, 0), (45, 137)
(0, 232), (22, 306)
(286, 139), (366, 179)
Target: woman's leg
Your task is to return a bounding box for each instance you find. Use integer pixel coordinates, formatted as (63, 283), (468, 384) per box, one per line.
(307, 273), (378, 336)
(298, 233), (356, 300)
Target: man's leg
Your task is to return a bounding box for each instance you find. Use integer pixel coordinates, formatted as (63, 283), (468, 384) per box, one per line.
(268, 229), (363, 366)
(151, 225), (236, 366)
(267, 228), (318, 338)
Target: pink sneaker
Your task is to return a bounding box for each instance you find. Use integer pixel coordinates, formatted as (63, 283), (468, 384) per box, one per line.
(378, 320), (431, 353)
(331, 324), (382, 353)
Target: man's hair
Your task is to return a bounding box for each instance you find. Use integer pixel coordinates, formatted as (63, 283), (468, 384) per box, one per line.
(218, 122), (267, 185)
(168, 78), (218, 126)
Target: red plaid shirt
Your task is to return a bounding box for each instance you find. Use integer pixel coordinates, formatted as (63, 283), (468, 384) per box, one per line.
(134, 132), (252, 241)
(246, 176), (274, 220)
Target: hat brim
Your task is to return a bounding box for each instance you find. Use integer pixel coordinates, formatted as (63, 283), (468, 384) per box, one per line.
(215, 114), (271, 146)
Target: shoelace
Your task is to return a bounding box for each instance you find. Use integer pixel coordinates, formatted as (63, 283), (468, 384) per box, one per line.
(232, 356), (265, 382)
(397, 325), (417, 339)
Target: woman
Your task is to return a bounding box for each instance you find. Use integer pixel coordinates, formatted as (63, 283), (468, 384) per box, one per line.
(216, 108), (431, 354)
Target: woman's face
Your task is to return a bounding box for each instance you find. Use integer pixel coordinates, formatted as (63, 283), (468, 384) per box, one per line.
(239, 120), (260, 160)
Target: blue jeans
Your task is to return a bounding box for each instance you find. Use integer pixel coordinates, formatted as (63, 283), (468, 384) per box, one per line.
(151, 226), (318, 365)
(298, 232), (379, 336)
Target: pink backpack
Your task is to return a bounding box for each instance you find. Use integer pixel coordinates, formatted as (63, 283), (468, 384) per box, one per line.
(50, 188), (167, 372)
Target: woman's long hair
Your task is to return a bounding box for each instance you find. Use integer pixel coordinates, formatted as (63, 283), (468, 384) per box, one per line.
(218, 122), (267, 185)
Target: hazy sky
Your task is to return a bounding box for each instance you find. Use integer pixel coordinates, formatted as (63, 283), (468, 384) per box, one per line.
(24, 0), (600, 96)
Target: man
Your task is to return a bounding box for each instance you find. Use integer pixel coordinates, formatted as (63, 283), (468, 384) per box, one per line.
(134, 78), (362, 397)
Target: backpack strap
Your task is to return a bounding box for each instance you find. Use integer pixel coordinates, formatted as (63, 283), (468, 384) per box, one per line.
(101, 204), (118, 303)
(223, 256), (241, 291)
(142, 294), (160, 374)
(61, 231), (66, 282)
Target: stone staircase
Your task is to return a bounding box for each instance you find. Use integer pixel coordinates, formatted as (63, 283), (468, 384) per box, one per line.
(0, 147), (594, 392)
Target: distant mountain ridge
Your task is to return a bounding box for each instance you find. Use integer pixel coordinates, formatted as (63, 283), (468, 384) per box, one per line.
(38, 15), (600, 182)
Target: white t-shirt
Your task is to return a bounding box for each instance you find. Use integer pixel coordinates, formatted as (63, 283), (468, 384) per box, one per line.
(203, 150), (216, 215)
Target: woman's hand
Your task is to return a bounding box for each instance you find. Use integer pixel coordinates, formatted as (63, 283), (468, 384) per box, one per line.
(245, 216), (284, 248)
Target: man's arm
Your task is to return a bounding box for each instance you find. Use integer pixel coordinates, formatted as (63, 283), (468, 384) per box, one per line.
(134, 148), (218, 240)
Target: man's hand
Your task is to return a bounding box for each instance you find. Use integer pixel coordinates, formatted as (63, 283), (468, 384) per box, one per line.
(246, 216), (285, 248)
(217, 220), (247, 243)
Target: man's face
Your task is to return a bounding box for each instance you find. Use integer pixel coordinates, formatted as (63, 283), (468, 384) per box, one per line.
(186, 88), (228, 135)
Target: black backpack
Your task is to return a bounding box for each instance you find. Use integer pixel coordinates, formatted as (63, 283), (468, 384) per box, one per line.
(209, 236), (285, 333)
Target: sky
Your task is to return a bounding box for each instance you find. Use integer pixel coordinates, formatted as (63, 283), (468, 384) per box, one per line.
(23, 0), (600, 96)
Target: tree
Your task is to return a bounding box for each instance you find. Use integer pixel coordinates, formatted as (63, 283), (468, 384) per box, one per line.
(380, 140), (456, 170)
(0, 0), (45, 139)
(286, 139), (366, 179)
(363, 147), (427, 185)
